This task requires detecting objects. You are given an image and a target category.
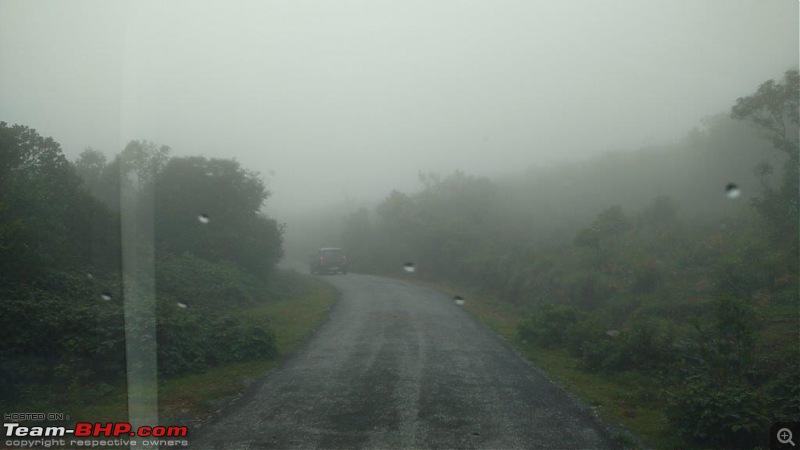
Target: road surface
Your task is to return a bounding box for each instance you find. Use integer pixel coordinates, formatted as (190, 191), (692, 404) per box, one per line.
(191, 271), (615, 449)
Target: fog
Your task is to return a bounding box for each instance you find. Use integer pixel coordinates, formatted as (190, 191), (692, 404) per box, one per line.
(0, 0), (797, 216)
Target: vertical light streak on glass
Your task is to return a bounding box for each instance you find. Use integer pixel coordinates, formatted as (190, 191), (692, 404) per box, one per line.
(119, 164), (158, 443)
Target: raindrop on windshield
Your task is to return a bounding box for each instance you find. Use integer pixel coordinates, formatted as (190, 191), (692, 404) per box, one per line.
(403, 262), (416, 273)
(725, 183), (741, 199)
(177, 302), (188, 309)
(100, 293), (112, 301)
(198, 213), (210, 224)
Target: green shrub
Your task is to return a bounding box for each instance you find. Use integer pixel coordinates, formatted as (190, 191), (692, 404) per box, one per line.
(517, 304), (583, 348)
(632, 260), (662, 293)
(156, 302), (278, 377)
(565, 314), (607, 357)
(155, 253), (261, 310)
(664, 295), (784, 447)
(156, 300), (209, 377)
(665, 377), (769, 449)
(207, 316), (277, 364)
(576, 316), (675, 373)
(565, 272), (615, 310)
(0, 275), (128, 403)
(578, 336), (623, 372)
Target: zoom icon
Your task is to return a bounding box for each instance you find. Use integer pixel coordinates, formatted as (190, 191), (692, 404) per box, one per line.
(772, 422), (800, 449)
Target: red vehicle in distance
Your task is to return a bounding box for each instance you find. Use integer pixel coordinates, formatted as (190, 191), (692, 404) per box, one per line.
(309, 247), (348, 275)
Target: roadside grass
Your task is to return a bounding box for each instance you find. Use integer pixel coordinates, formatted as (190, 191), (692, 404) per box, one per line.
(395, 276), (674, 449)
(10, 270), (338, 427)
(157, 274), (339, 421)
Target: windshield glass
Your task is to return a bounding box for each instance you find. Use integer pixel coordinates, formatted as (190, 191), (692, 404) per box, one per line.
(1, 1), (797, 449)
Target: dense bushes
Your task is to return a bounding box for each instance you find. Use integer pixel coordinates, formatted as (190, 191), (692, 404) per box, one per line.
(155, 254), (262, 309)
(517, 307), (676, 374)
(667, 378), (769, 448)
(0, 273), (126, 403)
(517, 304), (583, 348)
(337, 72), (798, 447)
(0, 257), (282, 404)
(156, 301), (277, 377)
(514, 287), (798, 448)
(1, 125), (285, 409)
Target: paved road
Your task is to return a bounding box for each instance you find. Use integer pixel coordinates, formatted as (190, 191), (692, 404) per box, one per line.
(191, 272), (615, 449)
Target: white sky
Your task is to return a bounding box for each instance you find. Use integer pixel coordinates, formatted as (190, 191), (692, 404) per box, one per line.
(0, 0), (797, 215)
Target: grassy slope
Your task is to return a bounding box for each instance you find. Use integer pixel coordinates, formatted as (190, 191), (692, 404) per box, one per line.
(398, 275), (676, 449)
(33, 270), (338, 428)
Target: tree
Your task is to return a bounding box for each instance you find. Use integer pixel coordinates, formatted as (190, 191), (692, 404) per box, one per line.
(732, 70), (799, 163)
(154, 156), (283, 276)
(71, 142), (284, 277)
(575, 204), (631, 245)
(74, 148), (108, 196)
(731, 70), (799, 246)
(0, 122), (109, 283)
(118, 140), (171, 188)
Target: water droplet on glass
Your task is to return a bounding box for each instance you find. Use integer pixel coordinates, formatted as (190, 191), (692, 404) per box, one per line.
(454, 295), (465, 306)
(177, 302), (188, 309)
(198, 214), (210, 224)
(725, 183), (740, 199)
(403, 262), (416, 273)
(100, 293), (112, 301)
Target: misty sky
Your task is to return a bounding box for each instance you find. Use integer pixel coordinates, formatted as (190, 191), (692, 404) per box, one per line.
(1, 1), (797, 216)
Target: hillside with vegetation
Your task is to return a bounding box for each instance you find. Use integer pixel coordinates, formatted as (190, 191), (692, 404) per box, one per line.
(339, 72), (799, 448)
(0, 124), (317, 417)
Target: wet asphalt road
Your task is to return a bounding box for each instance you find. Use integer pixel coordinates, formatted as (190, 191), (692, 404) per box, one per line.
(191, 272), (614, 449)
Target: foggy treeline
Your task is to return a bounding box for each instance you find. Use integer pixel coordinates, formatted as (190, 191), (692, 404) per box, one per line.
(0, 129), (290, 408)
(322, 71), (798, 448)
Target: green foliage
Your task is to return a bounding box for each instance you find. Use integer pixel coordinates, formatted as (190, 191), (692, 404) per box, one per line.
(731, 69), (799, 249)
(517, 304), (583, 348)
(156, 301), (277, 377)
(0, 273), (126, 403)
(334, 71), (800, 449)
(1, 125), (286, 411)
(585, 317), (676, 373)
(154, 156), (283, 277)
(731, 70), (799, 163)
(574, 205), (631, 251)
(632, 260), (662, 294)
(156, 253), (260, 309)
(666, 377), (769, 449)
(664, 296), (794, 448)
(351, 172), (498, 279)
(0, 122), (112, 283)
(573, 227), (601, 249)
